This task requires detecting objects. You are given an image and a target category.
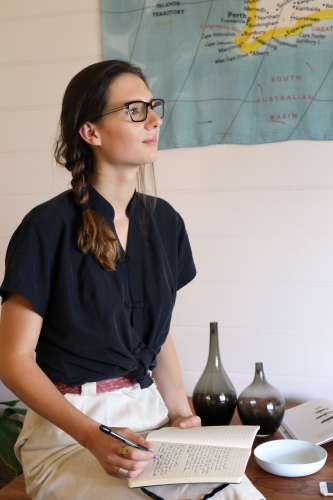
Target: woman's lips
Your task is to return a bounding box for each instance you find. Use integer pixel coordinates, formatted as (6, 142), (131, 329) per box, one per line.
(143, 137), (158, 146)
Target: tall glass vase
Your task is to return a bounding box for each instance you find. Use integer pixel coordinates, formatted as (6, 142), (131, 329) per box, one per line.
(192, 322), (237, 426)
(237, 362), (285, 437)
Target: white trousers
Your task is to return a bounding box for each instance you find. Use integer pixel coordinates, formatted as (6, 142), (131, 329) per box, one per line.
(15, 382), (169, 500)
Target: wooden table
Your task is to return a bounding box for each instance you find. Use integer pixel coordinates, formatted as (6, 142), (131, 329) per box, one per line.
(0, 475), (28, 500)
(1, 400), (332, 499)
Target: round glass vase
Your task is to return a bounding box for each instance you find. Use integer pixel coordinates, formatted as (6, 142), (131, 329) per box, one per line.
(192, 322), (237, 426)
(237, 362), (285, 437)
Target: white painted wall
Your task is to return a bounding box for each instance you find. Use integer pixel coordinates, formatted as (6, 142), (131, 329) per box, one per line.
(1, 0), (332, 404)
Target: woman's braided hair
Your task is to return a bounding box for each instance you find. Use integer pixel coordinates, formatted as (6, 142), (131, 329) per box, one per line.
(54, 60), (155, 271)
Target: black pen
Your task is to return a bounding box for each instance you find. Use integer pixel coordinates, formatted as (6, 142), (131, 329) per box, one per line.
(99, 425), (159, 459)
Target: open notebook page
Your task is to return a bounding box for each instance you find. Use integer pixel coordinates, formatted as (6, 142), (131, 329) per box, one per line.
(129, 441), (251, 486)
(146, 425), (259, 448)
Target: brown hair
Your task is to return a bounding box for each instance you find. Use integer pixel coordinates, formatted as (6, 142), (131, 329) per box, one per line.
(54, 60), (156, 271)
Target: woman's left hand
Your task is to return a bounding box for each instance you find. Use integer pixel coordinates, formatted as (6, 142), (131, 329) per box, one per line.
(170, 414), (201, 428)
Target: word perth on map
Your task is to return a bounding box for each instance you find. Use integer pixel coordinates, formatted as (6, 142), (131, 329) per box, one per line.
(237, 0), (333, 51)
(102, 0), (333, 148)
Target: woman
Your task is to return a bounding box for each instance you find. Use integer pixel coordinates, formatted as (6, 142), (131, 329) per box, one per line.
(0, 60), (199, 499)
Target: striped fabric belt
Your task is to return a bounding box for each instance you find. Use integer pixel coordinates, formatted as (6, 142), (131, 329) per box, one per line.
(54, 377), (136, 395)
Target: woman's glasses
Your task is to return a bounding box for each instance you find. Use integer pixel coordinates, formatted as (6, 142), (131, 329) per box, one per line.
(100, 98), (164, 122)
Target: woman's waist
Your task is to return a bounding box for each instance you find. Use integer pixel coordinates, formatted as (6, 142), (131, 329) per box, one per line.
(53, 377), (136, 395)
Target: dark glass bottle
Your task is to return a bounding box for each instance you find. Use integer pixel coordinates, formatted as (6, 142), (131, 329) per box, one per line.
(237, 362), (285, 437)
(192, 322), (237, 426)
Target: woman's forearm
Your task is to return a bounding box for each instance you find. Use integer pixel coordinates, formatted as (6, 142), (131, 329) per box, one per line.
(152, 333), (200, 427)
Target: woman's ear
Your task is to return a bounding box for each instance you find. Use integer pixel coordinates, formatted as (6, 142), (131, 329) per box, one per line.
(79, 122), (101, 146)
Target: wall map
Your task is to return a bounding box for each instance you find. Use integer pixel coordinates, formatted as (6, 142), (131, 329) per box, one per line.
(101, 0), (333, 149)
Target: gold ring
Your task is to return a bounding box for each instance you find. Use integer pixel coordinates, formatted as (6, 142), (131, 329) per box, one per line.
(119, 467), (128, 477)
(118, 445), (130, 456)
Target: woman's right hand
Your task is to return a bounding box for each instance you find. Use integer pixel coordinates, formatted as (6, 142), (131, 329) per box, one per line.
(85, 424), (154, 479)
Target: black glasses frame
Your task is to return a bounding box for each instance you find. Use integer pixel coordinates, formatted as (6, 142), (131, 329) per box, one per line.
(100, 98), (164, 122)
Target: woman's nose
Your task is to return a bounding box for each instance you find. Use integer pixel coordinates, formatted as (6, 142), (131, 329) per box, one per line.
(145, 108), (163, 128)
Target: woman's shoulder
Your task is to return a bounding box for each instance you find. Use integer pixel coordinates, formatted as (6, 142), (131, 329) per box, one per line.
(23, 190), (76, 227)
(144, 194), (180, 220)
(12, 190), (78, 248)
(140, 194), (188, 237)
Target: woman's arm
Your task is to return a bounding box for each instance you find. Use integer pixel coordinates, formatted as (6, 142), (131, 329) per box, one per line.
(0, 294), (152, 479)
(152, 333), (201, 428)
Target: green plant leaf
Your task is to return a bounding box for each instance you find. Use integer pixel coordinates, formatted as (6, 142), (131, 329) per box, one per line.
(0, 416), (22, 474)
(0, 400), (26, 475)
(10, 407), (26, 416)
(0, 400), (21, 407)
(2, 408), (26, 421)
(0, 401), (26, 415)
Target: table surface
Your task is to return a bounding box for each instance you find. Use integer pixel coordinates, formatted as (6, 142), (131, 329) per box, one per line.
(240, 415), (333, 499)
(206, 400), (333, 499)
(0, 400), (332, 499)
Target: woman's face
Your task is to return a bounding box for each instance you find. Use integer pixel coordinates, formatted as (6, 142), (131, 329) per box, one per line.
(88, 73), (162, 171)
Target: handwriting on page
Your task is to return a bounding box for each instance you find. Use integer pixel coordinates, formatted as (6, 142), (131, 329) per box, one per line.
(184, 446), (231, 474)
(152, 443), (230, 477)
(152, 444), (184, 477)
(136, 442), (248, 480)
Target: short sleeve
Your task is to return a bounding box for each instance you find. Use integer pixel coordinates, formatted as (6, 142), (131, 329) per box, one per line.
(0, 216), (52, 317)
(176, 214), (196, 290)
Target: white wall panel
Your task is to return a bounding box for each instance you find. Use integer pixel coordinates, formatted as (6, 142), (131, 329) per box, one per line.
(0, 108), (61, 153)
(172, 282), (333, 331)
(0, 0), (96, 19)
(0, 12), (100, 64)
(172, 326), (333, 379)
(156, 142), (333, 191)
(0, 152), (71, 195)
(158, 189), (333, 236)
(190, 236), (333, 284)
(0, 152), (57, 194)
(0, 59), (99, 109)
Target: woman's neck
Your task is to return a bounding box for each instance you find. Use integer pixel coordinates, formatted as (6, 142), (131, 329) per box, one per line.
(90, 168), (138, 218)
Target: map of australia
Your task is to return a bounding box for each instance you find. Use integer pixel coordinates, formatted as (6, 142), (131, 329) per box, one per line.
(101, 0), (333, 148)
(237, 0), (333, 52)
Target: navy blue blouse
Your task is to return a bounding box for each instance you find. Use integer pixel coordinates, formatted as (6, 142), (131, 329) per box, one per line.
(0, 187), (196, 388)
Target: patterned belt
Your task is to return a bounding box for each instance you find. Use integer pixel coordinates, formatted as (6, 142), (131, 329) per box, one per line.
(54, 377), (136, 395)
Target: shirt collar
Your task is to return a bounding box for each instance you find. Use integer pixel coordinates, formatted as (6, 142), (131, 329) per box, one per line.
(87, 185), (137, 224)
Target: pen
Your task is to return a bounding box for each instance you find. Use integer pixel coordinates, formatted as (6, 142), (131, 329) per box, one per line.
(99, 425), (159, 459)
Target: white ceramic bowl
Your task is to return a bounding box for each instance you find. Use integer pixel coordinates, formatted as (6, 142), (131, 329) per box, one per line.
(254, 440), (327, 477)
